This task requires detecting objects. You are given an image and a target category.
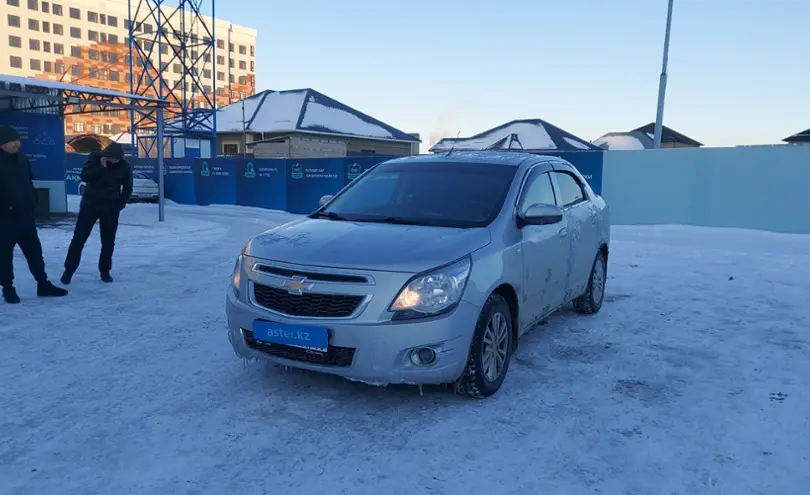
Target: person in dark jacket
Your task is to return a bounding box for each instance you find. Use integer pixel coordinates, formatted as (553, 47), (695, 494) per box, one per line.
(61, 142), (133, 284)
(0, 125), (69, 304)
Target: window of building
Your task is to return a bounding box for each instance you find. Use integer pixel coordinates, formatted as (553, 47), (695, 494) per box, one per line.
(43, 41), (50, 52)
(70, 45), (81, 57)
(229, 74), (234, 83)
(99, 13), (106, 24)
(98, 69), (107, 80)
(89, 68), (98, 78)
(73, 122), (84, 132)
(43, 60), (52, 72)
(30, 58), (41, 70)
(88, 49), (98, 60)
(9, 55), (22, 68)
(27, 0), (36, 10)
(250, 61), (254, 72)
(109, 52), (118, 63)
(223, 143), (238, 154)
(203, 85), (211, 94)
(239, 91), (245, 99)
(70, 26), (80, 38)
(107, 15), (117, 27)
(203, 53), (211, 63)
(109, 70), (119, 82)
(91, 124), (101, 134)
(216, 39), (224, 49)
(99, 32), (107, 43)
(202, 69), (211, 78)
(238, 45), (246, 55)
(159, 44), (168, 55)
(238, 76), (245, 85)
(54, 62), (63, 73)
(216, 55), (224, 65)
(108, 33), (117, 44)
(71, 65), (82, 76)
(7, 0), (20, 7)
(52, 3), (61, 15)
(69, 7), (79, 19)
(9, 35), (21, 47)
(111, 124), (121, 134)
(100, 51), (107, 62)
(216, 88), (224, 96)
(42, 21), (49, 33)
(28, 18), (39, 30)
(553, 172), (586, 207)
(250, 45), (254, 57)
(53, 23), (62, 35)
(217, 71), (224, 81)
(228, 42), (234, 52)
(8, 14), (21, 27)
(190, 50), (198, 59)
(143, 23), (152, 33)
(229, 59), (234, 68)
(239, 60), (246, 70)
(54, 42), (63, 54)
(173, 63), (182, 74)
(41, 0), (48, 12)
(88, 30), (98, 41)
(29, 39), (40, 50)
(143, 40), (153, 50)
(87, 11), (97, 22)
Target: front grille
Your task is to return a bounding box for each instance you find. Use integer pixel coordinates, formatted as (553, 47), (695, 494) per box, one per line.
(255, 265), (368, 284)
(244, 330), (355, 367)
(253, 283), (364, 318)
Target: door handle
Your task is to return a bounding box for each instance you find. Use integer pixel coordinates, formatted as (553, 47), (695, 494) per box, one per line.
(558, 227), (568, 237)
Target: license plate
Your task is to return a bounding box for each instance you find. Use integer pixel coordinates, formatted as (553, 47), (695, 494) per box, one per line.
(252, 320), (329, 352)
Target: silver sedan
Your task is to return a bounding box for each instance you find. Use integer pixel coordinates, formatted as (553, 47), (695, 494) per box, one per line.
(226, 151), (610, 398)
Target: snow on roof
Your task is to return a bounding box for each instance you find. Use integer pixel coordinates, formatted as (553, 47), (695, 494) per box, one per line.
(783, 128), (810, 143)
(215, 89), (418, 143)
(593, 131), (652, 150)
(429, 119), (600, 153)
(0, 73), (163, 103)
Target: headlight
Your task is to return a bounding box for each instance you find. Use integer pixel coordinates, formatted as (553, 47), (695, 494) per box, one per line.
(389, 257), (472, 319)
(231, 254), (243, 299)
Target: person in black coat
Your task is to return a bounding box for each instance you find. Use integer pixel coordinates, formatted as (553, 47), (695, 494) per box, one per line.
(0, 125), (69, 304)
(61, 142), (133, 284)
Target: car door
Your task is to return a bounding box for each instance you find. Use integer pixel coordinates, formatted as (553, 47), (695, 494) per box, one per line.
(517, 168), (571, 328)
(550, 169), (599, 300)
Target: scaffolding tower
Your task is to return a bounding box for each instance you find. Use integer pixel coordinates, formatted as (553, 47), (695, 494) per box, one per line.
(126, 0), (217, 156)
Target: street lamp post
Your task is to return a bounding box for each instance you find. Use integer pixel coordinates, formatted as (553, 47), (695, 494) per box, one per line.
(653, 0), (675, 149)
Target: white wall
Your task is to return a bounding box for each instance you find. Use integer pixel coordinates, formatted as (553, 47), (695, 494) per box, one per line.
(33, 180), (67, 214)
(601, 145), (810, 234)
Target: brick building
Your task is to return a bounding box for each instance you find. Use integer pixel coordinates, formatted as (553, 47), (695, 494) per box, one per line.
(1, 0), (256, 145)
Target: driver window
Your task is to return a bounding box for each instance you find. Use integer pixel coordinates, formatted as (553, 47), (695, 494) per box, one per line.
(518, 171), (557, 211)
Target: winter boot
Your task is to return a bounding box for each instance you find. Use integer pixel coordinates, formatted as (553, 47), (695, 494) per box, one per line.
(100, 272), (114, 283)
(2, 286), (21, 304)
(60, 270), (73, 285)
(37, 280), (68, 298)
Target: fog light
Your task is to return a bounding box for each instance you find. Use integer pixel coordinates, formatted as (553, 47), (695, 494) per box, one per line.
(410, 347), (437, 366)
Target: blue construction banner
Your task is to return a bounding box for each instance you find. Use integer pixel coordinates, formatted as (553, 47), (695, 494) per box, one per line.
(195, 158), (237, 206)
(236, 158), (287, 211)
(539, 151), (605, 195)
(132, 159), (157, 181)
(0, 111), (65, 181)
(164, 159), (196, 205)
(343, 155), (396, 186)
(286, 158), (346, 214)
(64, 153), (87, 195)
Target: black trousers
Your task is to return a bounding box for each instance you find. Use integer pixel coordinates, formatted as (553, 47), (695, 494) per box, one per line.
(0, 212), (48, 288)
(64, 200), (121, 275)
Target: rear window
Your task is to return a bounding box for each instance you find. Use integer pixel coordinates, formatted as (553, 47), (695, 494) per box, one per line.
(323, 160), (518, 228)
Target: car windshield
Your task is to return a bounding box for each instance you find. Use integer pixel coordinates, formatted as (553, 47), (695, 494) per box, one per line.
(319, 160), (518, 228)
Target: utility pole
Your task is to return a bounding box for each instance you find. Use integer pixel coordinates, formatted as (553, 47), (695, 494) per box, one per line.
(653, 0), (674, 149)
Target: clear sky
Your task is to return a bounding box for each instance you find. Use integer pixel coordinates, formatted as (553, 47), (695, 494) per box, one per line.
(219, 0), (809, 152)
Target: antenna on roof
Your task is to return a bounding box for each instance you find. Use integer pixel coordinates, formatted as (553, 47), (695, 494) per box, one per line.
(446, 130), (461, 156)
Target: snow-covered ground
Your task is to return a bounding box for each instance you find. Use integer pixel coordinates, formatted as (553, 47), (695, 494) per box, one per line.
(1, 198), (808, 495)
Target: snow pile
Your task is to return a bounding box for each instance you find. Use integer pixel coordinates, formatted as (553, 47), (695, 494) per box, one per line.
(593, 133), (646, 150)
(1, 202), (808, 494)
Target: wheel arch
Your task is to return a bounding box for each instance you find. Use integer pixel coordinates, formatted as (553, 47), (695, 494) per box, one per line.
(491, 283), (519, 351)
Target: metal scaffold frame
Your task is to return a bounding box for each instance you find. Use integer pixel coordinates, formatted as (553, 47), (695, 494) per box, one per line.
(126, 0), (217, 157)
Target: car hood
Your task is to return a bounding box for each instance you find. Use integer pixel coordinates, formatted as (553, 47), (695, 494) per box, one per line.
(246, 217), (492, 273)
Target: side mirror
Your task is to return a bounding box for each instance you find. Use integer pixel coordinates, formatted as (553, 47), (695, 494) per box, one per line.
(518, 203), (563, 227)
(318, 195), (334, 208)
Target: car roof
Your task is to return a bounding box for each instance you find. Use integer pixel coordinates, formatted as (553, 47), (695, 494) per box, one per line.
(383, 151), (548, 168)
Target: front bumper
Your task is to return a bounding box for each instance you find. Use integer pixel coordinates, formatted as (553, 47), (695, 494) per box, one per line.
(225, 287), (480, 385)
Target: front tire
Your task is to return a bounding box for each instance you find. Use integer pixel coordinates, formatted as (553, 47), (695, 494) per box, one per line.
(573, 250), (607, 314)
(454, 294), (513, 399)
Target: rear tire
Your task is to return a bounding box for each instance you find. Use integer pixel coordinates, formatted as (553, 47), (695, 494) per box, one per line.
(573, 250), (606, 314)
(454, 294), (513, 399)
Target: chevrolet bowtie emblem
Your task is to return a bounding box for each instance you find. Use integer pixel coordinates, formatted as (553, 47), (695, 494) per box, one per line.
(282, 277), (314, 295)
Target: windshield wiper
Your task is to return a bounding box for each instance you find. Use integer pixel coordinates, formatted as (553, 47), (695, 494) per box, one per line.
(354, 216), (430, 226)
(311, 211), (348, 221)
